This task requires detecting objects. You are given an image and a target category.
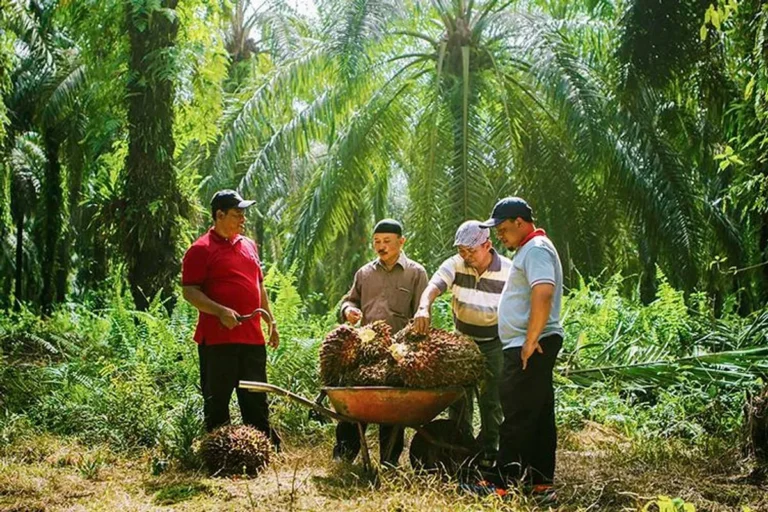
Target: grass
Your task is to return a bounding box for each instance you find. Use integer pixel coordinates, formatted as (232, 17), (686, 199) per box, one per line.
(1, 425), (766, 511)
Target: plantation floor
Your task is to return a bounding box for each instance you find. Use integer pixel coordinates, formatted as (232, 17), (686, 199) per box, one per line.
(1, 423), (766, 512)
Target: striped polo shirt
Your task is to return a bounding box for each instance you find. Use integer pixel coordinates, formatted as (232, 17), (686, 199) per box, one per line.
(430, 249), (513, 341)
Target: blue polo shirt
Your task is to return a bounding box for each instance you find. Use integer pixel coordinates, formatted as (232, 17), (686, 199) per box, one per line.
(498, 232), (564, 349)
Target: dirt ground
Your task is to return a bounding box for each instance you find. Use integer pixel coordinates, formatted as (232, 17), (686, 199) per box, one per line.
(1, 424), (766, 511)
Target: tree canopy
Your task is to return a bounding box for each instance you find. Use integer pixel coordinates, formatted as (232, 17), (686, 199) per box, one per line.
(0, 0), (766, 313)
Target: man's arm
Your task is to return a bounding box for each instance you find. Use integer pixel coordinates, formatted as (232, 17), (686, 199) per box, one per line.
(413, 283), (443, 334)
(414, 259), (454, 333)
(258, 279), (279, 348)
(182, 285), (240, 329)
(339, 270), (362, 324)
(520, 247), (558, 370)
(521, 285), (555, 370)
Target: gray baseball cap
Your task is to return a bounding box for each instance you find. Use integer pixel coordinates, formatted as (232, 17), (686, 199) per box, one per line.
(454, 220), (490, 248)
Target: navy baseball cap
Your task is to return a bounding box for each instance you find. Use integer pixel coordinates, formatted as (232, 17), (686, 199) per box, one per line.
(210, 189), (256, 216)
(479, 197), (534, 228)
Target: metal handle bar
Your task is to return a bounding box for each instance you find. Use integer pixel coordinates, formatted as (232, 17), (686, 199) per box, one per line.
(238, 381), (355, 423)
(236, 308), (273, 334)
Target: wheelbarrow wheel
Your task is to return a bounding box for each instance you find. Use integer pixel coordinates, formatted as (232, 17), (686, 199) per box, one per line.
(409, 419), (478, 473)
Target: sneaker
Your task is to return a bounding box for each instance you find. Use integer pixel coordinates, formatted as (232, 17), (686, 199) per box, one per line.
(459, 479), (508, 498)
(332, 445), (357, 463)
(529, 484), (557, 506)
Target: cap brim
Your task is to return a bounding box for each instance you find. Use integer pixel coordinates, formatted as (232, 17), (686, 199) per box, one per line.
(478, 218), (505, 228)
(237, 200), (256, 208)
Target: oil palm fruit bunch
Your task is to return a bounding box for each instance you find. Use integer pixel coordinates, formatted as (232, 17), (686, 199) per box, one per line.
(320, 325), (362, 386)
(358, 319), (393, 364)
(199, 425), (271, 476)
(321, 322), (483, 388)
(350, 358), (403, 386)
(390, 325), (484, 388)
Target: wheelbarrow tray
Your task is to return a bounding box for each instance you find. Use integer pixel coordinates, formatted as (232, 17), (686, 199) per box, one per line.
(322, 386), (464, 426)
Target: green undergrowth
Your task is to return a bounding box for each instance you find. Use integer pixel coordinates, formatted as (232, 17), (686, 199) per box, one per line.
(0, 268), (766, 477)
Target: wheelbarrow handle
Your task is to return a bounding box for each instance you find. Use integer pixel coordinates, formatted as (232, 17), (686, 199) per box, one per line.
(238, 381), (355, 424)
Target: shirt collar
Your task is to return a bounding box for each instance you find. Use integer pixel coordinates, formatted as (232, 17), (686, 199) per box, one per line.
(519, 228), (547, 248)
(209, 227), (242, 245)
(375, 251), (408, 270)
(460, 248), (501, 274)
(488, 248), (502, 272)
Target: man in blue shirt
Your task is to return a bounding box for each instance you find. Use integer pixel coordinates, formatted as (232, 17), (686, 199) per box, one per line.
(480, 197), (564, 498)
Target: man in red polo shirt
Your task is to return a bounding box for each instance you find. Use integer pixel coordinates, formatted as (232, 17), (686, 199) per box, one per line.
(181, 189), (280, 446)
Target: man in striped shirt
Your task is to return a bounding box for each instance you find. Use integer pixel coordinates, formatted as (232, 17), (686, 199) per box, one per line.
(414, 220), (512, 463)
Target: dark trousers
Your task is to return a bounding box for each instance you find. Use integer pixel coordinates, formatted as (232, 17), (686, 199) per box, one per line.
(334, 421), (404, 466)
(198, 343), (278, 446)
(497, 334), (562, 485)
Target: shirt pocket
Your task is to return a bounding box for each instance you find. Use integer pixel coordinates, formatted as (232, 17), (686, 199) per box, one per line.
(389, 286), (414, 319)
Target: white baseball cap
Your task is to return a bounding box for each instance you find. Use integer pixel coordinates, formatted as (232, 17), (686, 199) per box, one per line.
(454, 220), (490, 248)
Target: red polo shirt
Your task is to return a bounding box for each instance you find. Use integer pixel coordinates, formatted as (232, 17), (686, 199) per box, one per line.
(181, 228), (265, 345)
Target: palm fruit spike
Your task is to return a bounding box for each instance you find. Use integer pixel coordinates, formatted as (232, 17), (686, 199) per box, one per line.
(367, 320), (392, 346)
(358, 320), (393, 364)
(350, 356), (404, 386)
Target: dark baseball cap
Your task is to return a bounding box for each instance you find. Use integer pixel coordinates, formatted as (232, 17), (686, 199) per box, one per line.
(210, 189), (256, 215)
(479, 197), (534, 228)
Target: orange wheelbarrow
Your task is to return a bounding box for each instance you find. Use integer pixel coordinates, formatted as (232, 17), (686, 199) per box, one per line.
(238, 381), (478, 471)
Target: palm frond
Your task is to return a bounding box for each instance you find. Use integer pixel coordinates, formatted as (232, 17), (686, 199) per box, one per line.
(41, 61), (86, 126)
(322, 0), (405, 79)
(211, 44), (328, 188)
(285, 72), (413, 276)
(564, 346), (768, 388)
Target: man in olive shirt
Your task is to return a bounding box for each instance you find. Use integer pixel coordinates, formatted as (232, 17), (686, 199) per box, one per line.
(334, 219), (428, 466)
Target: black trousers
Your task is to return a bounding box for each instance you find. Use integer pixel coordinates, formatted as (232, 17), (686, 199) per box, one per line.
(334, 421), (404, 466)
(198, 343), (277, 446)
(497, 334), (562, 485)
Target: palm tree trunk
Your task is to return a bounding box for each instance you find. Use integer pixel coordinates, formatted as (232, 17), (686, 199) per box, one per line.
(55, 227), (69, 303)
(56, 143), (85, 303)
(123, 0), (181, 312)
(760, 210), (768, 305)
(745, 385), (768, 480)
(14, 213), (24, 311)
(40, 132), (62, 314)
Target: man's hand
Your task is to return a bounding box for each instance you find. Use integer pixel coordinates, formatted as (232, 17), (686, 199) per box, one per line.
(217, 307), (241, 329)
(521, 338), (544, 370)
(413, 307), (431, 334)
(268, 325), (280, 349)
(345, 307), (362, 324)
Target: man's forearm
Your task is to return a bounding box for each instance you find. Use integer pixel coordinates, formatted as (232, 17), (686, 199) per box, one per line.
(418, 283), (442, 312)
(525, 284), (554, 344)
(182, 286), (226, 316)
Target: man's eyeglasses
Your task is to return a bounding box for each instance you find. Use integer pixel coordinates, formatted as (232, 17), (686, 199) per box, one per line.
(458, 246), (480, 257)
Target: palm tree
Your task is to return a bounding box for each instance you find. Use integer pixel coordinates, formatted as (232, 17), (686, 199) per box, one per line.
(616, 0), (767, 308)
(207, 0), (712, 297)
(4, 0), (87, 313)
(122, 0), (183, 311)
(8, 132), (44, 309)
